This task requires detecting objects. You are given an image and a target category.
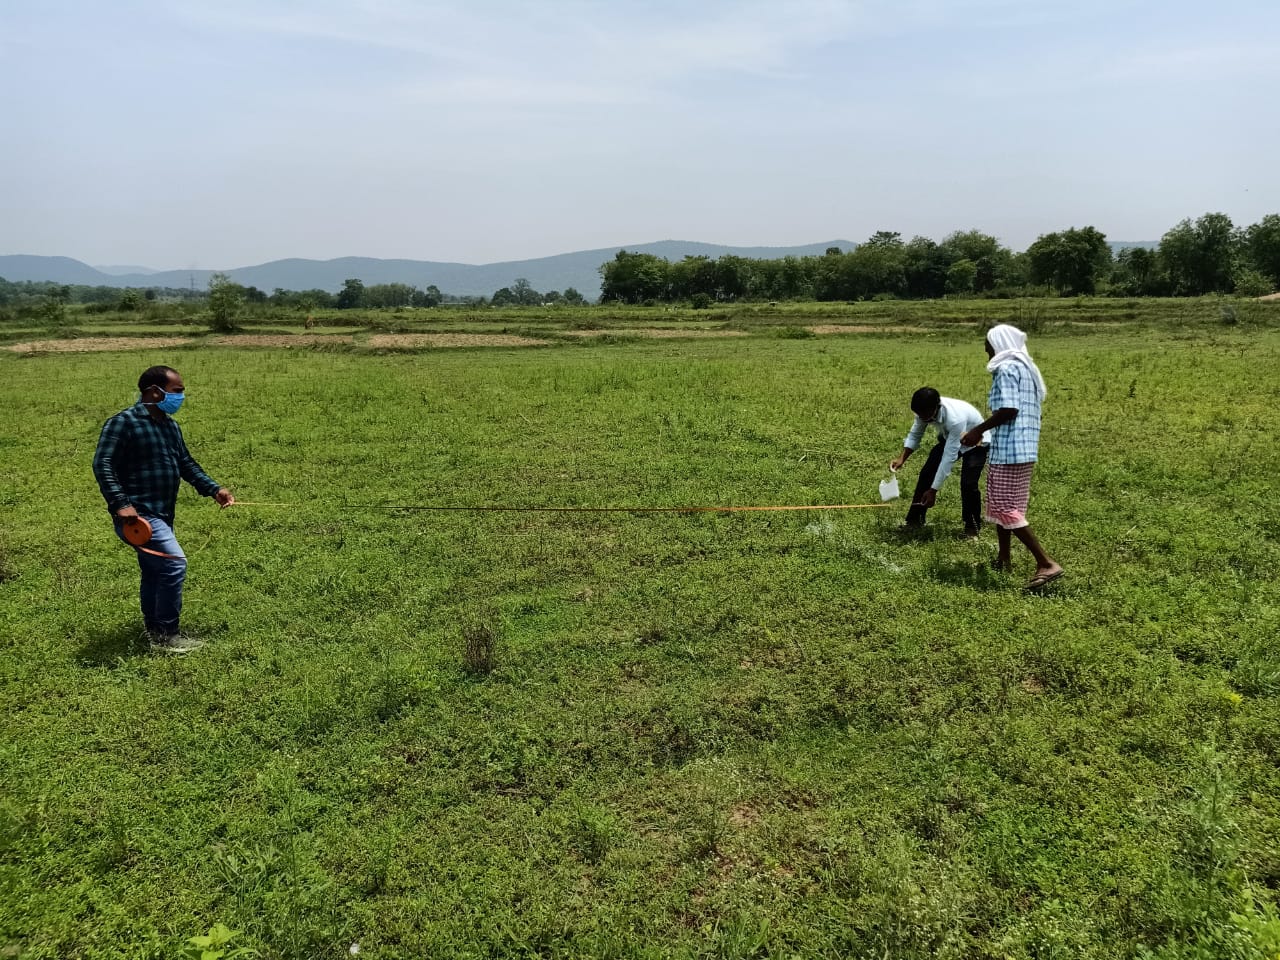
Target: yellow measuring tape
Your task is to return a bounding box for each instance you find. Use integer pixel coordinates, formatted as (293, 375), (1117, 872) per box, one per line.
(230, 501), (894, 514)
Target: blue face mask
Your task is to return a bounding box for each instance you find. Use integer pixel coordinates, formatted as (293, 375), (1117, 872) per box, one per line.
(156, 390), (185, 414)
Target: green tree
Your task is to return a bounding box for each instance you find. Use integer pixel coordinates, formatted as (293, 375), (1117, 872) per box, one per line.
(1243, 214), (1280, 286)
(365, 283), (415, 307)
(941, 230), (1000, 265)
(773, 256), (814, 300)
(336, 278), (365, 309)
(1026, 226), (1112, 295)
(297, 288), (335, 308)
(207, 273), (243, 331)
(939, 230), (1016, 292)
(39, 294), (66, 325)
(903, 237), (947, 299)
(864, 230), (903, 248)
(1159, 213), (1240, 295)
(714, 255), (752, 301)
(410, 285), (441, 307)
(669, 256), (716, 301)
(1112, 247), (1165, 295)
(599, 251), (669, 304)
(846, 232), (906, 298)
(945, 259), (977, 295)
(561, 287), (587, 305)
(813, 251), (851, 301)
(510, 278), (541, 305)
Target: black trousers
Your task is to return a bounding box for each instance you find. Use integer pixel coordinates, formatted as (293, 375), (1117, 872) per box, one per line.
(905, 443), (988, 532)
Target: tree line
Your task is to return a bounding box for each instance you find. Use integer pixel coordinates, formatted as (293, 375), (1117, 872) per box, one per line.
(598, 213), (1280, 304)
(0, 274), (596, 316)
(4, 211), (1277, 315)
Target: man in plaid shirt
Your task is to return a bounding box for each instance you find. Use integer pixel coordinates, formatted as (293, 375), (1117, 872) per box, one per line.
(93, 365), (235, 653)
(962, 325), (1063, 591)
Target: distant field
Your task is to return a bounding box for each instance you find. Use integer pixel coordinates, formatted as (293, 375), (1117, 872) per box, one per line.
(2, 318), (1279, 958)
(3, 295), (1276, 352)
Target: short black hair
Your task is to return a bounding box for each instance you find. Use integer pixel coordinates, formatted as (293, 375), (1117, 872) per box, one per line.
(910, 387), (941, 418)
(138, 365), (178, 393)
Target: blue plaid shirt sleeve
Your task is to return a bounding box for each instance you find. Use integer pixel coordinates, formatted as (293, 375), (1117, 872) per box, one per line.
(989, 367), (1019, 412)
(92, 413), (133, 513)
(175, 425), (221, 497)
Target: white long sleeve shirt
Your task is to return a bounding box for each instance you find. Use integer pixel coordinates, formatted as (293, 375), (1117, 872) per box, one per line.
(903, 397), (990, 490)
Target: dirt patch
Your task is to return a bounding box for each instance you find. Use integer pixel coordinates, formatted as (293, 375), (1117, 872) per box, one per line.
(562, 328), (748, 338)
(729, 804), (762, 829)
(806, 324), (928, 334)
(1257, 292), (1280, 302)
(210, 335), (353, 347)
(366, 333), (550, 348)
(5, 337), (193, 353)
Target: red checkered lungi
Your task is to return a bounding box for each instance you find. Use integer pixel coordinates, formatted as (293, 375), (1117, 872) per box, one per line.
(985, 463), (1034, 529)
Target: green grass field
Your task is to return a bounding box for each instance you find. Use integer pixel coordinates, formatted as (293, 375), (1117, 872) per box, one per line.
(3, 306), (1280, 958)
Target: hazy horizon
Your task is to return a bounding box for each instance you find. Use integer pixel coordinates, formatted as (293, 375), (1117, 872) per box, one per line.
(4, 1), (1277, 270)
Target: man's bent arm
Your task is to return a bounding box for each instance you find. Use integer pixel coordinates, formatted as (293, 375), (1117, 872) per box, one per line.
(92, 419), (132, 513)
(961, 408), (1017, 448)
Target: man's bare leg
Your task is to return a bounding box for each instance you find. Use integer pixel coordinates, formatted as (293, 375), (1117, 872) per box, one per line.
(1012, 526), (1063, 586)
(995, 526), (1012, 572)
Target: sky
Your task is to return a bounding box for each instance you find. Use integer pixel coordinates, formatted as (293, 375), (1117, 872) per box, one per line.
(2, 0), (1278, 269)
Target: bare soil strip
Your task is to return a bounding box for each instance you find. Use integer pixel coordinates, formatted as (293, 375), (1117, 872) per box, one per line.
(210, 335), (353, 347)
(806, 324), (928, 334)
(561, 328), (748, 338)
(5, 337), (193, 353)
(366, 333), (551, 348)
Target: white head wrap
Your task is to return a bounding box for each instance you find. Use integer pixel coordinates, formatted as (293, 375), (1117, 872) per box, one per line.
(986, 324), (1046, 401)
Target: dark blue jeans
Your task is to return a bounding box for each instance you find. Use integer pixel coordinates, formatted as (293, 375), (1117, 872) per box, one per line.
(113, 515), (187, 635)
(905, 443), (989, 533)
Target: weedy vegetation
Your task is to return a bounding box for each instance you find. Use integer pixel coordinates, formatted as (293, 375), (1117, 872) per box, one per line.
(1, 299), (1279, 958)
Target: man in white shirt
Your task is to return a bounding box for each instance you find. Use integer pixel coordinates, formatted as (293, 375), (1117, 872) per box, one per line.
(889, 387), (990, 537)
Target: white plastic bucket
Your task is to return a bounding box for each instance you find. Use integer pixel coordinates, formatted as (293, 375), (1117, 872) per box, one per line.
(879, 471), (900, 501)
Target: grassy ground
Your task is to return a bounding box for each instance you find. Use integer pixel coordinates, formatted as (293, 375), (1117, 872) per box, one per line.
(2, 314), (1279, 958)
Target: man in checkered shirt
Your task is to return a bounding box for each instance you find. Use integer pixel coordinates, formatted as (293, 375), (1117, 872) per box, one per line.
(961, 325), (1063, 591)
(93, 365), (235, 653)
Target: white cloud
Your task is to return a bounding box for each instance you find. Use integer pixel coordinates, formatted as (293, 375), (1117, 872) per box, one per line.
(168, 1), (875, 106)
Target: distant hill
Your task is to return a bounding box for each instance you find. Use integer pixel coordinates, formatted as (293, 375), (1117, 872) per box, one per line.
(94, 264), (162, 276)
(0, 255), (122, 286)
(1110, 241), (1158, 253)
(1, 241), (855, 298)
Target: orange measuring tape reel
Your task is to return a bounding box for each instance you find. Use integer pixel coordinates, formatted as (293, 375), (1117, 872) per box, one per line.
(119, 516), (183, 559)
(121, 516), (153, 546)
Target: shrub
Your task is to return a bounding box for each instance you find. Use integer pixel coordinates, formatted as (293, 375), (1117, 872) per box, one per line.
(1233, 269), (1273, 299)
(208, 273), (243, 332)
